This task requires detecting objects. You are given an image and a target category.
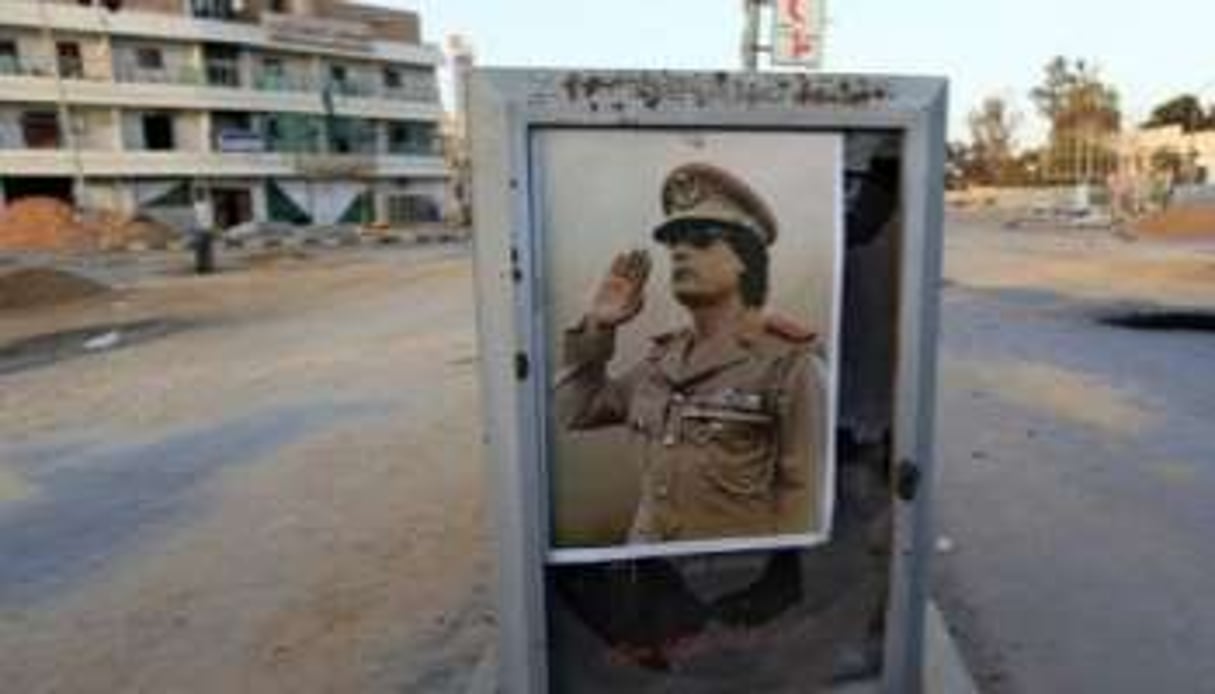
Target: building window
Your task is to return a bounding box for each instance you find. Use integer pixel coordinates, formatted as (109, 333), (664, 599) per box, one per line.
(388, 194), (440, 224)
(136, 47), (163, 70)
(387, 122), (436, 155)
(329, 64), (348, 90)
(191, 0), (240, 20)
(383, 67), (401, 89)
(259, 57), (287, 90)
(265, 114), (319, 153)
(57, 42), (83, 79)
(21, 111), (61, 149)
(203, 44), (241, 87)
(328, 118), (377, 154)
(0, 39), (19, 75)
(269, 0), (291, 12)
(142, 113), (175, 150)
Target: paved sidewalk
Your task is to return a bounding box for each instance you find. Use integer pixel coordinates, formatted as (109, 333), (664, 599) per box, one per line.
(467, 600), (977, 693)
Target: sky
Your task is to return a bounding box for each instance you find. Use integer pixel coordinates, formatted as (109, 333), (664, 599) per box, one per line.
(372, 0), (1215, 146)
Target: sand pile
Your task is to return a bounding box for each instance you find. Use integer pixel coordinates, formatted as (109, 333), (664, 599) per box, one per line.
(85, 211), (177, 250)
(0, 198), (93, 251)
(0, 267), (111, 310)
(1133, 205), (1215, 239)
(0, 198), (181, 251)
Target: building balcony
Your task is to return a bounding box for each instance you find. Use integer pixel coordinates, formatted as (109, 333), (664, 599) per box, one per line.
(0, 1), (442, 67)
(0, 67), (443, 122)
(0, 149), (448, 179)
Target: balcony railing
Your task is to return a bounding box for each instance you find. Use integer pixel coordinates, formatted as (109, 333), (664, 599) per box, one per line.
(0, 56), (58, 78)
(3, 55), (440, 104)
(253, 70), (315, 94)
(204, 59), (242, 88)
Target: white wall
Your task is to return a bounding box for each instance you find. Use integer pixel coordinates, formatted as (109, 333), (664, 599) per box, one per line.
(175, 111), (206, 151)
(80, 180), (132, 215)
(73, 108), (118, 150)
(132, 179), (192, 229)
(277, 178), (366, 224)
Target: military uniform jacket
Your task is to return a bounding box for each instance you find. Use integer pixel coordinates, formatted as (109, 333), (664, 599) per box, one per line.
(556, 313), (827, 543)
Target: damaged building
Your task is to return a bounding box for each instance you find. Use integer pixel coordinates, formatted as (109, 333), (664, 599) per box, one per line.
(0, 0), (447, 236)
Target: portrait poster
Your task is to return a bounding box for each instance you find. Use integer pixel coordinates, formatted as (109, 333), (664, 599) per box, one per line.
(537, 130), (844, 562)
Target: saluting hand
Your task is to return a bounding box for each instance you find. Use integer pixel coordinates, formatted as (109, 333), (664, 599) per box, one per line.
(587, 249), (651, 329)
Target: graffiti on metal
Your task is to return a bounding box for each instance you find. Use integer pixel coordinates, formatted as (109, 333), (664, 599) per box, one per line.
(521, 71), (893, 114)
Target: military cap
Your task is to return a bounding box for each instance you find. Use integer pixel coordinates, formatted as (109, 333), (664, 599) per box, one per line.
(653, 163), (778, 246)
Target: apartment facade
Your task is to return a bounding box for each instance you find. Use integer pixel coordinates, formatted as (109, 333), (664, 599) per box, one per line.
(0, 0), (447, 231)
(1119, 124), (1214, 186)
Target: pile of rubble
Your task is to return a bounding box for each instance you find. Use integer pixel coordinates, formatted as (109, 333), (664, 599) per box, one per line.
(0, 198), (93, 251)
(1133, 204), (1215, 239)
(0, 197), (177, 252)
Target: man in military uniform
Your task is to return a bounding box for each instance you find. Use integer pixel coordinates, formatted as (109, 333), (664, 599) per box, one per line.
(556, 162), (828, 544)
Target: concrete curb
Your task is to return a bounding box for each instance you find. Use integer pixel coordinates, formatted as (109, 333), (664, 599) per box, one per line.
(121, 231), (471, 253)
(924, 601), (979, 694)
(465, 600), (977, 694)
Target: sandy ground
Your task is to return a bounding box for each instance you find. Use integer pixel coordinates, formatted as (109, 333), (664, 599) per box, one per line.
(0, 245), (491, 693)
(0, 216), (1212, 693)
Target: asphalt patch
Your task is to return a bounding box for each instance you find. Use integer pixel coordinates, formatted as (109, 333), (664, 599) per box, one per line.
(1098, 310), (1215, 333)
(0, 318), (187, 375)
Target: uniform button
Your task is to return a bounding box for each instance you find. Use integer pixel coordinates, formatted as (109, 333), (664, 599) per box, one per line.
(672, 393), (685, 403)
(663, 433), (676, 446)
(655, 484), (669, 499)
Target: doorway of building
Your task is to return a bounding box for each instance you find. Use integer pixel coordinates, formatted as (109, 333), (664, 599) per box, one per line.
(211, 187), (253, 229)
(2, 177), (73, 204)
(141, 113), (175, 150)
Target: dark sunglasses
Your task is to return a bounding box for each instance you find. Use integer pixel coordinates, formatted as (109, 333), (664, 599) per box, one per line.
(654, 223), (727, 248)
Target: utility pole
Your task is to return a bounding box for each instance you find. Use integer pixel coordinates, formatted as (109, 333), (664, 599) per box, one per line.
(741, 0), (764, 71)
(37, 0), (86, 209)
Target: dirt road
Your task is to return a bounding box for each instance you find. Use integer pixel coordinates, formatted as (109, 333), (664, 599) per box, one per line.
(934, 215), (1215, 693)
(1, 218), (1212, 693)
(0, 246), (491, 693)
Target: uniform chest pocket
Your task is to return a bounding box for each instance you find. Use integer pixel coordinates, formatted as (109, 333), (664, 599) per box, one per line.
(683, 407), (774, 448)
(683, 407), (777, 496)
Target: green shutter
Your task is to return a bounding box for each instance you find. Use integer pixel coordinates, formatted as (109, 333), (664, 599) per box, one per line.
(266, 180), (312, 224)
(337, 191), (373, 224)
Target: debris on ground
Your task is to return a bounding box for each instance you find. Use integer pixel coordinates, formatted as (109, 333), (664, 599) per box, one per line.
(0, 198), (180, 251)
(1133, 204), (1215, 239)
(82, 331), (122, 351)
(87, 211), (178, 251)
(246, 248), (313, 269)
(0, 198), (92, 251)
(0, 267), (111, 310)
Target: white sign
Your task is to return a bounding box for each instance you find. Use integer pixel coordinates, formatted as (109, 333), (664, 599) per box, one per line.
(217, 129), (264, 153)
(262, 12), (372, 53)
(771, 0), (824, 67)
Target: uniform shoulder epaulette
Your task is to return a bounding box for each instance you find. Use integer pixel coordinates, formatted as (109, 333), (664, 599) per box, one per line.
(762, 312), (817, 344)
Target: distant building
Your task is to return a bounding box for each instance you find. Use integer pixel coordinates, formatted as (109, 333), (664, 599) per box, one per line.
(1119, 125), (1214, 186)
(0, 0), (447, 231)
(441, 33), (473, 227)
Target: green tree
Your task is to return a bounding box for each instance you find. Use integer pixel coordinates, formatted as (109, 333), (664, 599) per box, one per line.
(967, 96), (1021, 185)
(1030, 57), (1122, 184)
(1144, 94), (1211, 132)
